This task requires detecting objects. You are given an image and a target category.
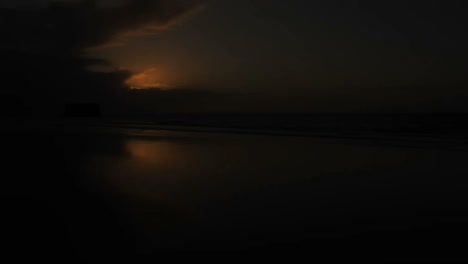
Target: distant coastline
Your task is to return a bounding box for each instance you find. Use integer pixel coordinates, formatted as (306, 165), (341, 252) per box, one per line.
(3, 113), (468, 151)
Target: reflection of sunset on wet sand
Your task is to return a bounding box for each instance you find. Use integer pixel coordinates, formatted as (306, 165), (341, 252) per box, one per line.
(126, 140), (168, 162)
(67, 130), (468, 258)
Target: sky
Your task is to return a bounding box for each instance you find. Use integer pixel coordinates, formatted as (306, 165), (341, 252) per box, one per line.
(1, 0), (468, 114)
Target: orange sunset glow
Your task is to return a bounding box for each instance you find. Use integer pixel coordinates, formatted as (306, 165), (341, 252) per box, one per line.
(126, 68), (172, 90)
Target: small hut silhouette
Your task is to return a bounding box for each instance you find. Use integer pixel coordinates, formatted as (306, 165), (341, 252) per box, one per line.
(64, 103), (101, 118)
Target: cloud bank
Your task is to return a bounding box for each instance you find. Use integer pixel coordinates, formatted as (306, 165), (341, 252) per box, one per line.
(0, 0), (202, 116)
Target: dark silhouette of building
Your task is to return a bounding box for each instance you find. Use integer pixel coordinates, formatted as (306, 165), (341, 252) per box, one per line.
(64, 103), (101, 118)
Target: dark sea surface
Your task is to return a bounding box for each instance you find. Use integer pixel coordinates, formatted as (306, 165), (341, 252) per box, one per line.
(2, 116), (468, 261)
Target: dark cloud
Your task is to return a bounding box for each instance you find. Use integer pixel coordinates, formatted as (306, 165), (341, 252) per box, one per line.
(0, 0), (201, 116)
(1, 0), (200, 54)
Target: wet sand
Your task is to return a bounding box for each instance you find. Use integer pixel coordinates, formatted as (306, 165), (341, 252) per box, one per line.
(2, 121), (468, 261)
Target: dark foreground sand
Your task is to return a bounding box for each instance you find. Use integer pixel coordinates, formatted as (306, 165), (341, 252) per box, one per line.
(2, 120), (468, 261)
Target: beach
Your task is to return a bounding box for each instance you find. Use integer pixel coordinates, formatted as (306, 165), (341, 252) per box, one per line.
(2, 119), (468, 260)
